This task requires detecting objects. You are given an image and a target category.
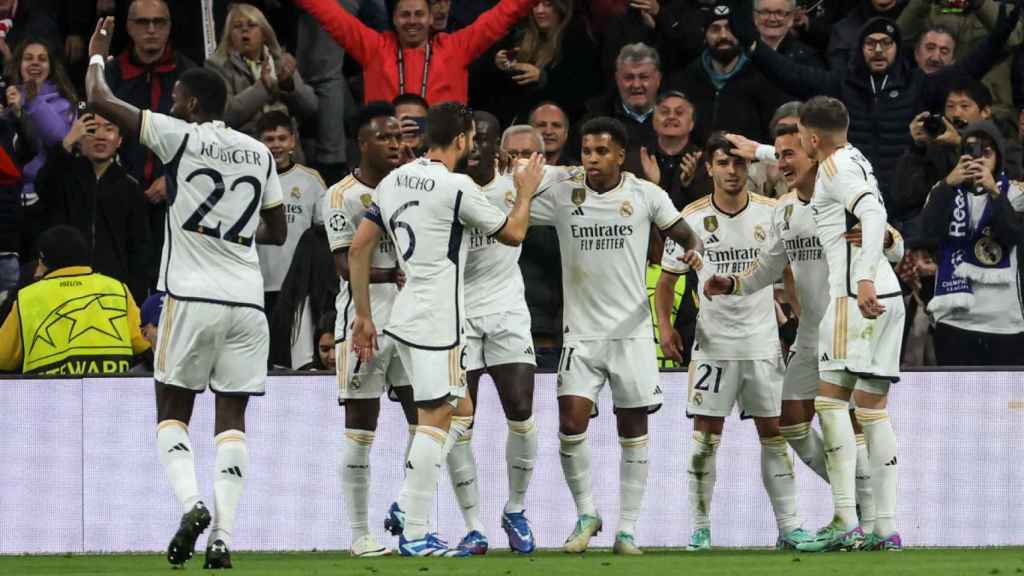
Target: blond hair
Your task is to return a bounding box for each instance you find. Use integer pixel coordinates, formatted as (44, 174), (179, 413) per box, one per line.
(214, 3), (283, 61)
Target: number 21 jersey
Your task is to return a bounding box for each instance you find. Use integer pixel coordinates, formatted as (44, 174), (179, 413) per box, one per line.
(140, 111), (284, 309)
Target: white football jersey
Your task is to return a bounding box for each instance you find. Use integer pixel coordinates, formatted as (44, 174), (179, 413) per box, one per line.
(464, 172), (525, 317)
(531, 170), (682, 340)
(258, 164), (325, 292)
(665, 193), (780, 360)
(812, 145), (901, 300)
(324, 174), (399, 341)
(140, 111), (283, 309)
(371, 158), (508, 349)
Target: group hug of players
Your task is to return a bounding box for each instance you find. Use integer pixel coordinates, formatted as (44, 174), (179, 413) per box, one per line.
(82, 13), (906, 565)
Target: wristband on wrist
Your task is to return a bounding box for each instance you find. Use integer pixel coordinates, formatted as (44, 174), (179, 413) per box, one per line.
(89, 54), (106, 69)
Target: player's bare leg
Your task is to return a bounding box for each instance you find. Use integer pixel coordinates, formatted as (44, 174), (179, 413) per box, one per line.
(612, 408), (649, 555)
(204, 394), (250, 569)
(155, 382), (209, 567)
(558, 395), (601, 553)
(342, 398), (391, 557)
(779, 399), (827, 481)
(851, 409), (876, 537)
(853, 387), (899, 550)
(687, 415), (722, 551)
(753, 416), (810, 550)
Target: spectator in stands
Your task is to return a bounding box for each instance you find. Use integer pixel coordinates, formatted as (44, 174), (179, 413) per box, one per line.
(139, 291), (164, 350)
(298, 311), (337, 371)
(915, 121), (1024, 365)
(913, 25), (957, 75)
(4, 38), (76, 264)
(582, 42), (660, 176)
(828, 0), (906, 72)
(430, 0), (453, 32)
(753, 0), (825, 68)
(0, 0), (61, 72)
(481, 0), (601, 125)
(893, 78), (1014, 222)
(669, 3), (787, 145)
(0, 122), (19, 308)
(295, 0), (536, 104)
(529, 101), (574, 165)
(638, 90), (710, 207)
(787, 0), (858, 55)
(205, 3), (317, 158)
(35, 110), (151, 303)
(269, 226), (338, 370)
(0, 225), (150, 375)
(898, 0), (1024, 123)
(257, 111), (326, 321)
(393, 93), (429, 158)
(739, 5), (1020, 211)
(501, 124), (562, 370)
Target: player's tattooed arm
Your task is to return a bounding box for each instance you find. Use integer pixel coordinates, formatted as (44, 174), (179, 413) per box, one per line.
(349, 218), (384, 360)
(86, 17), (142, 137)
(333, 248), (402, 285)
(665, 218), (703, 254)
(256, 205), (287, 245)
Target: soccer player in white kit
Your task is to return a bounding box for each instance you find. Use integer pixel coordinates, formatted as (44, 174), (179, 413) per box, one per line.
(656, 133), (812, 552)
(707, 123), (905, 544)
(532, 117), (702, 555)
(794, 96), (906, 552)
(325, 102), (410, 558)
(86, 18), (287, 569)
(348, 102), (545, 557)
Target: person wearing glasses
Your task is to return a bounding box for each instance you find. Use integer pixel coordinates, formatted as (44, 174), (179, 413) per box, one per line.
(753, 0), (824, 68)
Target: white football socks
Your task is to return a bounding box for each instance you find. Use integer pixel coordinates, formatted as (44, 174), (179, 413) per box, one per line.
(447, 430), (485, 534)
(505, 417), (537, 514)
(688, 431), (720, 530)
(400, 426), (448, 540)
(854, 433), (876, 534)
(404, 425), (416, 465)
(559, 432), (596, 517)
(779, 421), (828, 482)
(760, 435), (800, 533)
(618, 435), (649, 536)
(856, 407), (898, 537)
(211, 430), (248, 546)
(342, 429), (375, 540)
(815, 397), (858, 530)
(156, 420), (202, 511)
(442, 415), (473, 457)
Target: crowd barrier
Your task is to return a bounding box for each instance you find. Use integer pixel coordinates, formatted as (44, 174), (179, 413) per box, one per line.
(2, 370), (1023, 553)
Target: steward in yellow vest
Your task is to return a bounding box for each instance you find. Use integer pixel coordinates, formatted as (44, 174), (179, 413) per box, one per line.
(0, 226), (150, 374)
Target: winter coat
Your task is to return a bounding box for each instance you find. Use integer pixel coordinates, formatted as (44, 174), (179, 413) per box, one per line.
(828, 0), (907, 72)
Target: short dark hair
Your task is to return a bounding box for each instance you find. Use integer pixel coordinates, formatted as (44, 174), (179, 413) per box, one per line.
(37, 225), (90, 270)
(944, 76), (993, 110)
(704, 131), (735, 162)
(769, 100), (802, 137)
(355, 101), (397, 134)
(774, 123), (800, 138)
(178, 68), (228, 119)
(579, 116), (628, 149)
(256, 111), (293, 135)
(424, 101), (474, 149)
(473, 110), (500, 133)
(392, 93), (429, 113)
(917, 24), (956, 49)
(798, 96), (849, 133)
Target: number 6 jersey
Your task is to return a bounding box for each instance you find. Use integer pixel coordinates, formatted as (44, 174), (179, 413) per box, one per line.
(140, 111), (284, 309)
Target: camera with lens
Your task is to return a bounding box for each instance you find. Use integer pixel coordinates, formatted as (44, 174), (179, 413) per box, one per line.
(922, 114), (947, 138)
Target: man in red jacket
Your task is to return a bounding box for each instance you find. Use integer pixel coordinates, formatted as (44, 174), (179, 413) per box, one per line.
(295, 0), (536, 104)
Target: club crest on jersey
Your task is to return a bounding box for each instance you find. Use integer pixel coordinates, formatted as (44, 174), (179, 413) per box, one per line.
(360, 193), (373, 208)
(619, 200), (633, 217)
(693, 392), (703, 406)
(974, 236), (1003, 265)
(290, 186), (302, 200)
(703, 215), (718, 233)
(783, 204), (793, 230)
(572, 188), (586, 206)
(754, 224), (767, 242)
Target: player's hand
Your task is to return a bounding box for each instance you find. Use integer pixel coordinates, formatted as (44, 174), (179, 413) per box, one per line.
(945, 155), (974, 187)
(844, 224), (863, 247)
(512, 152), (545, 198)
(703, 274), (734, 299)
(639, 146), (660, 184)
(677, 249), (703, 272)
(392, 267), (406, 290)
(679, 151), (702, 187)
(88, 16), (115, 60)
(660, 328), (684, 364)
(351, 316), (379, 363)
(510, 62), (541, 85)
(856, 279), (885, 319)
(144, 175), (168, 204)
(725, 133), (760, 161)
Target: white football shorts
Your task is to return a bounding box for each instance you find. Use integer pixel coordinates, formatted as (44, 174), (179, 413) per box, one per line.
(556, 338), (663, 411)
(782, 344), (819, 401)
(463, 308), (536, 371)
(154, 296), (268, 395)
(396, 342), (468, 405)
(687, 356), (784, 418)
(336, 334), (410, 403)
(818, 295), (905, 382)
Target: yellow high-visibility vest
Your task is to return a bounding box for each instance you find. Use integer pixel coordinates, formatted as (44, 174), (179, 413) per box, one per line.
(19, 271), (134, 375)
(647, 264), (687, 368)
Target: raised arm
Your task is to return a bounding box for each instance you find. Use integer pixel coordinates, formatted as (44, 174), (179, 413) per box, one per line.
(749, 42), (841, 100)
(293, 0), (380, 65)
(944, 0), (1022, 82)
(86, 18), (141, 138)
(452, 0), (537, 63)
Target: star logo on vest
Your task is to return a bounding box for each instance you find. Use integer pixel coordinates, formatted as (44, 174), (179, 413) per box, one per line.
(30, 293), (127, 356)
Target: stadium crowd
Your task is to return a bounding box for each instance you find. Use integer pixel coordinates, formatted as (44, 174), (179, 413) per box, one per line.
(1, 0), (1024, 375)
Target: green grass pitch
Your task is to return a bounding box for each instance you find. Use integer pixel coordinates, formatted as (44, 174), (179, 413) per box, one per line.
(3, 549), (1024, 576)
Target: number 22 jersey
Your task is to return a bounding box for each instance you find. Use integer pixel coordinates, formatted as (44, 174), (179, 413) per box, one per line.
(140, 111), (284, 309)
